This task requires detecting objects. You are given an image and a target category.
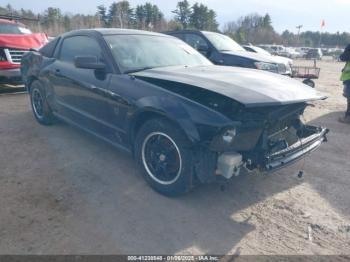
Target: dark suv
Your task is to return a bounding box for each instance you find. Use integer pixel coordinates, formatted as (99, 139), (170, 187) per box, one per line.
(165, 30), (290, 75)
(305, 48), (323, 60)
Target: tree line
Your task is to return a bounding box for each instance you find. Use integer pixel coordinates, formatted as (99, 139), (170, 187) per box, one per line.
(1, 2), (349, 47)
(223, 13), (350, 47)
(0, 1), (219, 36)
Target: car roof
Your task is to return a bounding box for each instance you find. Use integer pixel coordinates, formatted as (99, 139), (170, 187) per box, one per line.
(165, 30), (225, 37)
(165, 29), (203, 34)
(62, 28), (170, 38)
(0, 18), (25, 27)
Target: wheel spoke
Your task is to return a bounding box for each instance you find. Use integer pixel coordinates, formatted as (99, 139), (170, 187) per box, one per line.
(142, 132), (182, 185)
(32, 89), (44, 118)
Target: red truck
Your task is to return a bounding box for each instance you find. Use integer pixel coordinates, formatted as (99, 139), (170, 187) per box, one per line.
(0, 18), (48, 83)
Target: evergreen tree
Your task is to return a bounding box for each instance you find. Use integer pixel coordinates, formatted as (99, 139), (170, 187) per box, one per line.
(189, 3), (218, 31)
(97, 5), (109, 27)
(172, 0), (191, 29)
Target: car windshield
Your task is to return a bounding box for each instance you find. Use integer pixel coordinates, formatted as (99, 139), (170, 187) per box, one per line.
(0, 23), (32, 34)
(202, 31), (245, 52)
(104, 34), (212, 73)
(253, 46), (272, 56)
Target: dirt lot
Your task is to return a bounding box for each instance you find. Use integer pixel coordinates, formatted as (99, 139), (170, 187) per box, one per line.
(0, 60), (349, 255)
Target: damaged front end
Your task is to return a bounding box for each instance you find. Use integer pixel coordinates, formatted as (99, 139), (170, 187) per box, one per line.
(206, 103), (329, 180)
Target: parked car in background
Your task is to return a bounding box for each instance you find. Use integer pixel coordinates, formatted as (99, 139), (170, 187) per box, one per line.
(284, 47), (302, 59)
(0, 18), (48, 83)
(295, 47), (310, 57)
(263, 45), (301, 59)
(243, 44), (293, 75)
(326, 47), (344, 60)
(164, 30), (291, 75)
(265, 45), (286, 56)
(305, 48), (323, 60)
(21, 29), (329, 196)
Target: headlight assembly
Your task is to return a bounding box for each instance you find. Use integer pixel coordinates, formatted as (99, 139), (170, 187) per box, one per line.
(222, 128), (237, 144)
(210, 126), (263, 152)
(254, 62), (278, 73)
(210, 127), (237, 151)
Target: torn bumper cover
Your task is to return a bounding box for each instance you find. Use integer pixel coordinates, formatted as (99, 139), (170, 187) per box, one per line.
(214, 126), (329, 180)
(265, 126), (329, 171)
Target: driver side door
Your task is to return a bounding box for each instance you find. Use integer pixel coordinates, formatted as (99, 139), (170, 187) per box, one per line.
(49, 35), (113, 139)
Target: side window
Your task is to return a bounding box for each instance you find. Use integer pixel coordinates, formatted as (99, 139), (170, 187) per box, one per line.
(184, 34), (208, 51)
(59, 36), (103, 63)
(171, 33), (185, 41)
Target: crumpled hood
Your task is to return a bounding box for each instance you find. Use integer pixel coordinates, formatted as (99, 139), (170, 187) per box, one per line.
(0, 33), (48, 49)
(133, 65), (327, 107)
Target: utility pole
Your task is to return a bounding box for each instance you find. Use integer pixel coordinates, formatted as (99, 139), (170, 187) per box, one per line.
(296, 25), (303, 47)
(319, 20), (325, 48)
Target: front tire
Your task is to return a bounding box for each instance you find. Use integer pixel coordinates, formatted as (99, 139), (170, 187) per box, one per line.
(134, 118), (194, 196)
(29, 80), (55, 125)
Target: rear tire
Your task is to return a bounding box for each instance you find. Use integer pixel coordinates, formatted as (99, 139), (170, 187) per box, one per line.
(29, 80), (55, 125)
(134, 118), (194, 196)
(302, 79), (315, 88)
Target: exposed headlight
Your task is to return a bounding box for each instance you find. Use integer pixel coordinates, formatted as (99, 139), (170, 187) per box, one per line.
(210, 125), (264, 152)
(210, 127), (238, 151)
(254, 62), (278, 73)
(222, 129), (237, 144)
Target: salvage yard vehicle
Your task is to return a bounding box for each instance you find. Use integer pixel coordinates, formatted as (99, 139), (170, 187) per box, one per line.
(0, 16), (48, 83)
(21, 29), (329, 196)
(305, 48), (323, 60)
(165, 30), (291, 75)
(243, 44), (293, 76)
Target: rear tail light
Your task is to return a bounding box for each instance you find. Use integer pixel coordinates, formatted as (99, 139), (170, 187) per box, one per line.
(0, 48), (7, 61)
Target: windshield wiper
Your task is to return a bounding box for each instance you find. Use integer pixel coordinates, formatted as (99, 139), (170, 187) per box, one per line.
(124, 67), (155, 74)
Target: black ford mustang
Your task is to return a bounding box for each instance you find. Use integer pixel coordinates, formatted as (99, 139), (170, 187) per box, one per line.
(21, 29), (329, 196)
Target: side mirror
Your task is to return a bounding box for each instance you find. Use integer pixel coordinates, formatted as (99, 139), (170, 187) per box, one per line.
(74, 56), (105, 70)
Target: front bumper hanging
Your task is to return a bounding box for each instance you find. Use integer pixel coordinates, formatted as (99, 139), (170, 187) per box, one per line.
(265, 126), (329, 171)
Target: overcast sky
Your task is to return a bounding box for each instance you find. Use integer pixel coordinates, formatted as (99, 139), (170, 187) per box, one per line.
(2, 0), (349, 33)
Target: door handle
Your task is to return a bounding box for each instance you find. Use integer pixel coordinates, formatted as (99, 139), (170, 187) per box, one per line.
(109, 91), (121, 98)
(109, 92), (131, 106)
(88, 85), (98, 90)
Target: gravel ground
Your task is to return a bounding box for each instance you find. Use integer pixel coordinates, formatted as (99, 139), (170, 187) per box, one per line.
(0, 60), (349, 255)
